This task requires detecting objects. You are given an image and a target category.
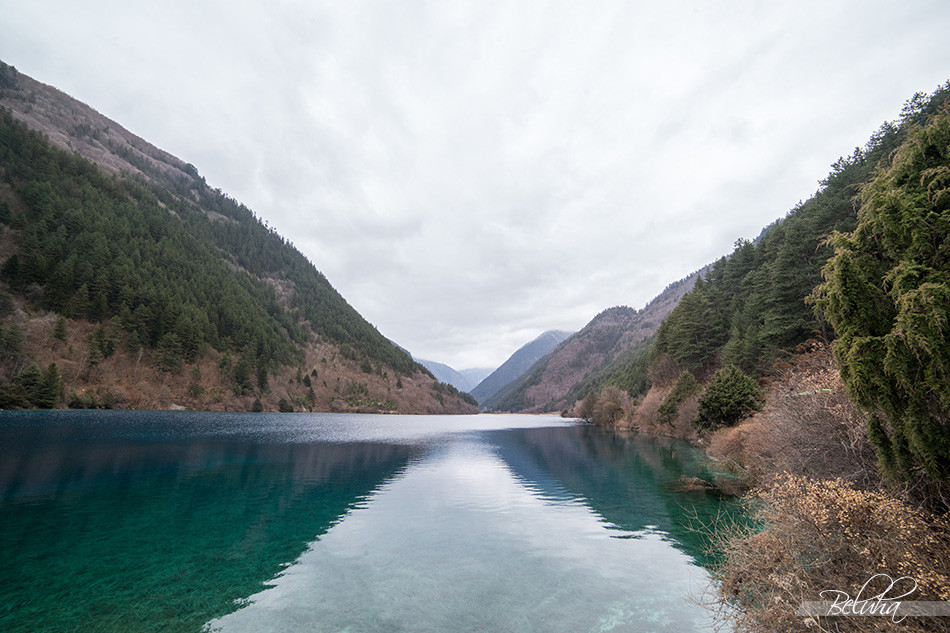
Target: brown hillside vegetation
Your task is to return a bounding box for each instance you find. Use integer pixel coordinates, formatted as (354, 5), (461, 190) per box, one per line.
(1, 293), (473, 413)
(521, 306), (639, 412)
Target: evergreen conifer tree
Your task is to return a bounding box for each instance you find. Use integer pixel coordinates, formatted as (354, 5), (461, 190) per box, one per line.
(812, 108), (950, 482)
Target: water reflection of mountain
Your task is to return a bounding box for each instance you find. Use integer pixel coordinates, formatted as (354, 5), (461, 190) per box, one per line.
(491, 425), (738, 566)
(0, 414), (415, 633)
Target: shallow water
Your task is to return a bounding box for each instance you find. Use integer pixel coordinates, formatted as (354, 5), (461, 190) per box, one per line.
(0, 411), (738, 632)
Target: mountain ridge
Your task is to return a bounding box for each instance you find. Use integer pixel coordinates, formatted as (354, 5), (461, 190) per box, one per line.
(416, 358), (471, 392)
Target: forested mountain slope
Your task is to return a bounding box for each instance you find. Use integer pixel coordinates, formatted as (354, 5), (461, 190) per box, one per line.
(649, 85), (950, 382)
(0, 61), (476, 413)
(491, 84), (950, 418)
(578, 83), (950, 452)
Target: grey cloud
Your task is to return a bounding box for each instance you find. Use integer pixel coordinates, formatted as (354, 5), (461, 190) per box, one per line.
(2, 0), (949, 369)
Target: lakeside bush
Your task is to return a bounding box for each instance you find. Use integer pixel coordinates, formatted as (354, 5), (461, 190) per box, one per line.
(696, 365), (763, 428)
(578, 385), (632, 426)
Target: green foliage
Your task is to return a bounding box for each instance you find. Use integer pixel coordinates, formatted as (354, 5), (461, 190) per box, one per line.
(0, 290), (14, 319)
(695, 365), (764, 428)
(231, 355), (253, 396)
(341, 380), (399, 411)
(277, 398), (294, 412)
(65, 387), (116, 409)
(431, 379), (478, 407)
(657, 370), (699, 425)
(812, 106), (950, 483)
(0, 323), (24, 363)
(86, 324), (117, 365)
(560, 337), (655, 409)
(461, 391), (478, 407)
(256, 363), (269, 392)
(578, 392), (597, 421)
(53, 315), (66, 342)
(156, 333), (183, 373)
(35, 363), (63, 408)
(0, 362), (63, 408)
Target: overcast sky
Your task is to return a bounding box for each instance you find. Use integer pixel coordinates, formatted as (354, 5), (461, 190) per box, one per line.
(2, 1), (949, 370)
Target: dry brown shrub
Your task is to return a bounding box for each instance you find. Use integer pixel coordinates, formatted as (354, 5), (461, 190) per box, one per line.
(590, 385), (632, 426)
(622, 385), (700, 441)
(710, 474), (950, 633)
(708, 422), (750, 468)
(707, 342), (878, 488)
(672, 393), (700, 439)
(628, 385), (668, 431)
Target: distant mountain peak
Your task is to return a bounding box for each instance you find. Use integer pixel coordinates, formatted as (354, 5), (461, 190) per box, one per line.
(469, 330), (573, 405)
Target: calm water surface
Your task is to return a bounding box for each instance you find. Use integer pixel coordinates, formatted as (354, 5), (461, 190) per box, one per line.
(0, 411), (739, 632)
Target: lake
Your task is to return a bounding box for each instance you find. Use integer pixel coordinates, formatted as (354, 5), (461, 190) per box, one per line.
(0, 411), (739, 632)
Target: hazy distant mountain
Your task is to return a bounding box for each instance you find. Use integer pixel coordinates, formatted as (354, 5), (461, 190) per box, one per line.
(416, 360), (493, 393)
(481, 276), (697, 413)
(459, 367), (492, 389)
(470, 330), (572, 405)
(417, 359), (468, 392)
(0, 61), (478, 413)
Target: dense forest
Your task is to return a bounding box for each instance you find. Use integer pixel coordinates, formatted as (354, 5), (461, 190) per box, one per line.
(812, 102), (950, 488)
(0, 65), (476, 412)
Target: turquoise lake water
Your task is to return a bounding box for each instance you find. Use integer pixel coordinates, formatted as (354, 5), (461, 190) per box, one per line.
(0, 411), (739, 632)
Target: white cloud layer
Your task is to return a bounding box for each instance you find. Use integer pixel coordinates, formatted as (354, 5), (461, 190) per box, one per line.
(2, 0), (949, 368)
